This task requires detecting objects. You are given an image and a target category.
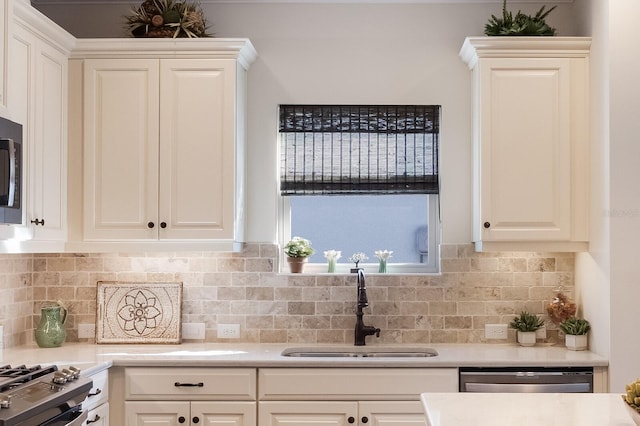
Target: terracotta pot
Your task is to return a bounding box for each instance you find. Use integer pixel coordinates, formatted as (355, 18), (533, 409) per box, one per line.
(517, 331), (536, 347)
(287, 257), (308, 273)
(565, 334), (588, 351)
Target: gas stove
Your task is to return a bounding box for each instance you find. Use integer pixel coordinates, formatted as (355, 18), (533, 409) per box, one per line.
(0, 364), (93, 426)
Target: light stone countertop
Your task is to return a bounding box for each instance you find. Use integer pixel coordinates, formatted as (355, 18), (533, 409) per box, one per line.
(421, 392), (637, 426)
(0, 342), (608, 376)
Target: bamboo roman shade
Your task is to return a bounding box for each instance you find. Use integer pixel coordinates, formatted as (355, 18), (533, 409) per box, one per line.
(279, 105), (440, 195)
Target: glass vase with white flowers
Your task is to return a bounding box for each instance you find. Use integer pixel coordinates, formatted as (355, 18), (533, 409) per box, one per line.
(374, 250), (393, 273)
(323, 250), (341, 273)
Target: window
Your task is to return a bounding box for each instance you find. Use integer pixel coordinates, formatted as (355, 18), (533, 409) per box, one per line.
(279, 105), (441, 274)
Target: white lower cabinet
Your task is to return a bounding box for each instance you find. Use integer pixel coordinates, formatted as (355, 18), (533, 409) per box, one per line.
(258, 368), (458, 426)
(83, 369), (109, 426)
(118, 368), (257, 426)
(259, 401), (426, 426)
(126, 401), (256, 426)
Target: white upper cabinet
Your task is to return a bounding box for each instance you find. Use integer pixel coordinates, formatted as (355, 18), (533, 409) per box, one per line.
(460, 37), (591, 252)
(68, 39), (256, 252)
(0, 0), (9, 117)
(5, 1), (73, 251)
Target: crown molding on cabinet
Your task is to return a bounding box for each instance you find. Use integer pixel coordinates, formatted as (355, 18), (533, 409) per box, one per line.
(31, 0), (574, 4)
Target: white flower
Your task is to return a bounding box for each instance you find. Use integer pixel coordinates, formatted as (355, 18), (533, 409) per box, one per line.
(348, 252), (369, 264)
(324, 250), (342, 261)
(374, 250), (393, 261)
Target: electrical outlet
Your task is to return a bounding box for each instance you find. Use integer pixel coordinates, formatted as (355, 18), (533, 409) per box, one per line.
(78, 323), (95, 339)
(485, 324), (508, 339)
(182, 323), (206, 340)
(217, 323), (240, 339)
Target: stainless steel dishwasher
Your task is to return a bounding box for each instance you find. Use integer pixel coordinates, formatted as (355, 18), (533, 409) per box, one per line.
(459, 366), (593, 393)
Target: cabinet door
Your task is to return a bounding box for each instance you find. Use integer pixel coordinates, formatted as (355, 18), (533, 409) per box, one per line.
(83, 59), (160, 241)
(84, 402), (109, 426)
(0, 0), (8, 114)
(259, 401), (358, 426)
(125, 401), (190, 426)
(359, 401), (427, 426)
(192, 401), (256, 426)
(159, 59), (236, 240)
(9, 21), (67, 244)
(476, 57), (572, 242)
(29, 39), (67, 241)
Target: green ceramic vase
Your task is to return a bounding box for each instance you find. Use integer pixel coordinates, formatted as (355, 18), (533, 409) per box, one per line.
(35, 305), (67, 348)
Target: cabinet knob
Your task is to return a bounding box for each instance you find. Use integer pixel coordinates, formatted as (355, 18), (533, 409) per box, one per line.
(178, 416), (186, 424)
(483, 221), (491, 229)
(160, 222), (167, 229)
(30, 218), (45, 226)
(347, 417), (355, 424)
(192, 417), (200, 424)
(148, 222), (155, 229)
(87, 414), (101, 424)
(361, 416), (369, 423)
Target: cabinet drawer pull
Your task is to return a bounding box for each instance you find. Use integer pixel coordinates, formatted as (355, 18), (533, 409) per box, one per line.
(87, 414), (101, 424)
(88, 388), (102, 397)
(30, 218), (45, 226)
(174, 381), (204, 387)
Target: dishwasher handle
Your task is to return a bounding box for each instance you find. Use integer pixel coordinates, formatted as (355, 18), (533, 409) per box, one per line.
(464, 382), (592, 393)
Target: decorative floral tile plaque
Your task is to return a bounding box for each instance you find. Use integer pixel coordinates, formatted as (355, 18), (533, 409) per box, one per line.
(96, 281), (183, 344)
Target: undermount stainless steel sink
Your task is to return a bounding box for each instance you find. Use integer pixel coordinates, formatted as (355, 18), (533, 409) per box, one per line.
(281, 346), (438, 358)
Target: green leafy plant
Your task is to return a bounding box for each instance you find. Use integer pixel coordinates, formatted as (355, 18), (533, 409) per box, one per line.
(509, 311), (545, 332)
(125, 0), (211, 38)
(284, 236), (314, 258)
(484, 0), (557, 36)
(559, 317), (591, 335)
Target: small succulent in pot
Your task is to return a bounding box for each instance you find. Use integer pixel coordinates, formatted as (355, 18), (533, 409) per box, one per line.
(509, 311), (545, 332)
(284, 236), (314, 258)
(484, 0), (557, 36)
(559, 317), (591, 335)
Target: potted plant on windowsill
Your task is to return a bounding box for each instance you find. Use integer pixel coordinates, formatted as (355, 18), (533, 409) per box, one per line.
(509, 311), (545, 347)
(284, 236), (314, 273)
(559, 317), (591, 351)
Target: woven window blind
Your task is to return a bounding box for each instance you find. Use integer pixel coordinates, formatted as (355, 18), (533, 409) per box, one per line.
(279, 105), (440, 195)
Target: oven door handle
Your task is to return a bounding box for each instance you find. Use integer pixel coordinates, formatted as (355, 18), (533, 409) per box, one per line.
(65, 410), (88, 426)
(464, 382), (592, 393)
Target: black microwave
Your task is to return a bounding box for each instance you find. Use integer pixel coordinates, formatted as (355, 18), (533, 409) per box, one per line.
(0, 117), (22, 224)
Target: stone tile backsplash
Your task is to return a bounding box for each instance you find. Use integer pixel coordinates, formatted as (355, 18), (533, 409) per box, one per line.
(0, 244), (575, 348)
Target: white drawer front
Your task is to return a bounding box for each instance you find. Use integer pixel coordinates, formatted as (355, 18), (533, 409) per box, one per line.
(259, 368), (458, 400)
(83, 370), (109, 411)
(125, 368), (257, 400)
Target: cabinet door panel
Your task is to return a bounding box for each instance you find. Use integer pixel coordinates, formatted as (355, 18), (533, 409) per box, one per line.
(31, 41), (67, 240)
(159, 59), (236, 240)
(359, 401), (426, 426)
(125, 401), (189, 426)
(83, 59), (159, 240)
(259, 401), (357, 426)
(478, 58), (571, 241)
(192, 401), (256, 426)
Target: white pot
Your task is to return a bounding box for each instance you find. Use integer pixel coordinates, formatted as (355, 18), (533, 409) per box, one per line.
(517, 331), (537, 347)
(565, 334), (588, 351)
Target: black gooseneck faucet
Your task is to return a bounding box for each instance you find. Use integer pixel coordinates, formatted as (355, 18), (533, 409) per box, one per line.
(354, 268), (381, 346)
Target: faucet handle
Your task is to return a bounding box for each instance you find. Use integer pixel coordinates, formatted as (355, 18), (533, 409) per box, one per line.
(375, 328), (381, 338)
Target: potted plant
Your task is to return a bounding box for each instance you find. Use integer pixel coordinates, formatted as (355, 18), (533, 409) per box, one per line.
(284, 236), (314, 273)
(559, 317), (591, 351)
(509, 311), (545, 346)
(484, 0), (557, 36)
